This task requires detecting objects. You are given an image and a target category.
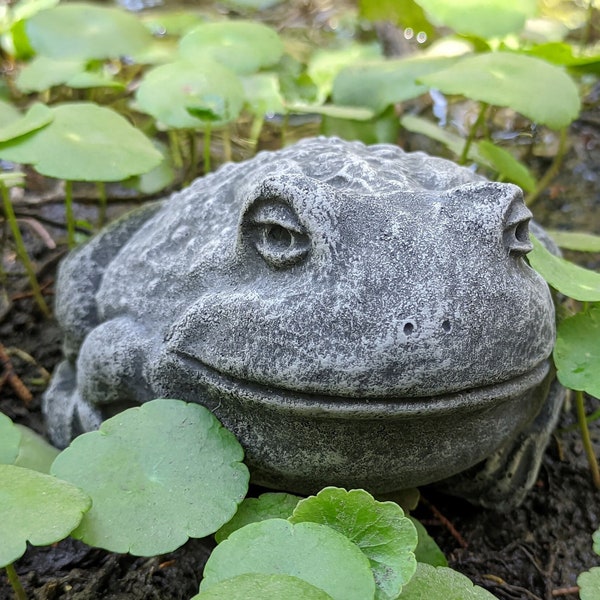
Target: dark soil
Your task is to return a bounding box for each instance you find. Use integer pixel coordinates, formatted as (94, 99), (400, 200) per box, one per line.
(2, 39), (600, 600)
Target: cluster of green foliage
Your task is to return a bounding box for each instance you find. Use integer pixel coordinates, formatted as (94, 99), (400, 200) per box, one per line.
(0, 401), (498, 600)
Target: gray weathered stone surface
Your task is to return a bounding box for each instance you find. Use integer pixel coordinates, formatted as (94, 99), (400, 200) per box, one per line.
(43, 137), (562, 508)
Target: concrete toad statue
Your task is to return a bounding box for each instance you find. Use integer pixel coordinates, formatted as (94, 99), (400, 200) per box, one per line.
(43, 137), (564, 509)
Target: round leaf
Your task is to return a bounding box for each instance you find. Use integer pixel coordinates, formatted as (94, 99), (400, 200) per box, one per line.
(0, 412), (21, 465)
(0, 100), (23, 127)
(179, 21), (283, 75)
(528, 236), (600, 301)
(14, 424), (60, 474)
(593, 528), (600, 556)
(201, 519), (376, 600)
(136, 60), (244, 129)
(26, 3), (153, 60)
(242, 73), (285, 116)
(51, 399), (249, 556)
(0, 102), (163, 181)
(192, 573), (334, 600)
(0, 464), (91, 568)
(416, 0), (536, 38)
(554, 306), (600, 397)
(333, 56), (457, 114)
(579, 567), (600, 600)
(290, 488), (417, 600)
(399, 563), (498, 599)
(418, 52), (580, 129)
(16, 56), (86, 93)
(0, 102), (52, 142)
(410, 517), (448, 568)
(215, 492), (301, 543)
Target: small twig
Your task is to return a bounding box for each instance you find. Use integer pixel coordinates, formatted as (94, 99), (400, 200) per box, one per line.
(420, 496), (468, 548)
(552, 586), (580, 597)
(0, 342), (33, 405)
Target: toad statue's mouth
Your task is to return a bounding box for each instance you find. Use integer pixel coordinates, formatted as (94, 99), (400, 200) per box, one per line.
(169, 350), (551, 418)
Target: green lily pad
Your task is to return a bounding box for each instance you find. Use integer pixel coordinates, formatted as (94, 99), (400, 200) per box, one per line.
(11, 0), (59, 24)
(51, 399), (249, 556)
(416, 0), (536, 38)
(201, 519), (376, 600)
(528, 236), (600, 301)
(554, 306), (600, 397)
(0, 100), (22, 127)
(136, 59), (244, 129)
(14, 424), (59, 474)
(242, 73), (285, 116)
(192, 573), (334, 600)
(308, 43), (382, 103)
(290, 487), (417, 600)
(578, 567), (600, 600)
(398, 563), (498, 599)
(0, 412), (21, 465)
(0, 102), (52, 142)
(0, 464), (91, 568)
(66, 71), (124, 90)
(26, 3), (153, 60)
(419, 52), (580, 129)
(410, 517), (448, 568)
(544, 230), (600, 253)
(593, 527), (600, 556)
(333, 55), (457, 114)
(16, 56), (85, 92)
(0, 413), (59, 473)
(0, 102), (162, 181)
(359, 0), (435, 39)
(179, 21), (283, 75)
(322, 106), (400, 144)
(124, 139), (175, 195)
(215, 492), (301, 543)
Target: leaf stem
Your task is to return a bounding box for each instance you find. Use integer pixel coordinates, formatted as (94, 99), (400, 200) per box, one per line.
(249, 114), (265, 154)
(203, 124), (212, 173)
(189, 130), (198, 179)
(1, 184), (51, 317)
(576, 389), (600, 489)
(223, 126), (232, 164)
(525, 127), (568, 207)
(64, 180), (76, 249)
(168, 130), (183, 170)
(5, 564), (27, 600)
(459, 102), (488, 165)
(96, 181), (107, 228)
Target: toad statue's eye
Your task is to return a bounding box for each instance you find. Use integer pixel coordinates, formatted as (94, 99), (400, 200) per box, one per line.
(249, 201), (310, 268)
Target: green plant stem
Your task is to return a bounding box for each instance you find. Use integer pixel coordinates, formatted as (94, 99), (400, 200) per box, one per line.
(64, 180), (76, 249)
(5, 564), (27, 600)
(1, 184), (51, 317)
(525, 128), (568, 207)
(576, 389), (600, 489)
(583, 0), (595, 46)
(168, 130), (183, 170)
(249, 114), (265, 153)
(223, 126), (232, 164)
(96, 181), (107, 228)
(203, 124), (212, 173)
(189, 130), (198, 177)
(459, 103), (488, 165)
(281, 113), (289, 147)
